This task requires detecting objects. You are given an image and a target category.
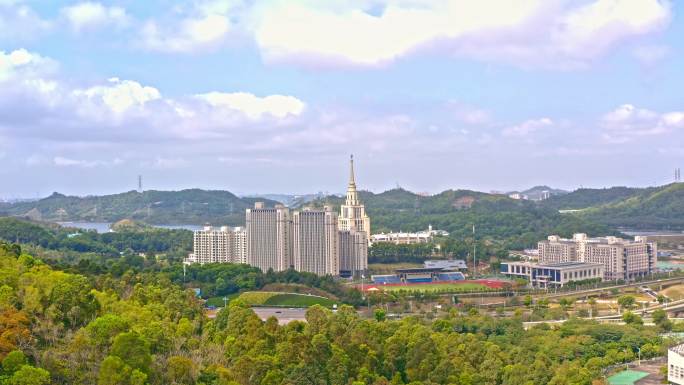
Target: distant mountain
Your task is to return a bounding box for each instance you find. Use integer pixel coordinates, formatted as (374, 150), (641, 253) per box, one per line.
(578, 183), (684, 230)
(506, 185), (568, 201)
(242, 192), (335, 207)
(0, 189), (280, 226)
(541, 186), (649, 210)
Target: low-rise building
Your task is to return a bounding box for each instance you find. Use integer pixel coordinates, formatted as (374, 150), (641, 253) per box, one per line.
(370, 225), (448, 245)
(670, 344), (684, 384)
(500, 261), (605, 287)
(424, 259), (467, 270)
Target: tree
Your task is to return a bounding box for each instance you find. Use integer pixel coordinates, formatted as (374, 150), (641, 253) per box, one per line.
(167, 356), (195, 384)
(617, 295), (636, 310)
(622, 311), (643, 325)
(110, 331), (152, 373)
(8, 365), (51, 385)
(374, 308), (386, 322)
(2, 350), (27, 374)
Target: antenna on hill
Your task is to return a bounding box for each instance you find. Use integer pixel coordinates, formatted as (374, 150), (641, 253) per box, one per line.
(676, 168), (681, 183)
(138, 175), (143, 193)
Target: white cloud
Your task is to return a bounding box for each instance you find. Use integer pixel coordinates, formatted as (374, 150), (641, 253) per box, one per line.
(196, 92), (305, 119)
(502, 118), (553, 137)
(0, 1), (51, 41)
(252, 0), (671, 68)
(61, 2), (129, 32)
(633, 44), (670, 66)
(73, 78), (161, 113)
(601, 104), (684, 142)
(0, 48), (55, 81)
(53, 156), (123, 168)
(139, 1), (241, 53)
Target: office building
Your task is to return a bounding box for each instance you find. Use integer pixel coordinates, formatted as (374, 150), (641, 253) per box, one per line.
(246, 202), (292, 272)
(500, 261), (604, 287)
(292, 207), (339, 276)
(338, 155), (371, 240)
(184, 226), (246, 265)
(339, 229), (367, 277)
(538, 233), (657, 281)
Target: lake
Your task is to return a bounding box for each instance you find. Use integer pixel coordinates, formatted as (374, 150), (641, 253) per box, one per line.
(57, 221), (203, 233)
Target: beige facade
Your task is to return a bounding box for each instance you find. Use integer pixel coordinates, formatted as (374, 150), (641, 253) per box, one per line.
(246, 203), (292, 272)
(538, 233), (657, 280)
(292, 207), (339, 276)
(339, 229), (368, 277)
(338, 155), (371, 241)
(185, 226), (246, 265)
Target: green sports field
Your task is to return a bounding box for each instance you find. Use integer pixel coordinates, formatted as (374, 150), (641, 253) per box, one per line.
(377, 282), (489, 293)
(237, 291), (337, 308)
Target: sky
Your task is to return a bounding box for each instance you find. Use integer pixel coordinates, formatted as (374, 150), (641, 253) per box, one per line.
(1, 0), (683, 198)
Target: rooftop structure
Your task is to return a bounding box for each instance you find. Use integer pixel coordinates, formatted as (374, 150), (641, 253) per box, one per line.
(370, 225), (448, 245)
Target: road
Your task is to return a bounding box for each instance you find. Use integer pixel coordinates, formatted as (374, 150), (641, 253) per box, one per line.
(251, 307), (308, 325)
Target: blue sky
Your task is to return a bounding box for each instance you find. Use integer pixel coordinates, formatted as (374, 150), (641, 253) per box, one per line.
(0, 0), (682, 198)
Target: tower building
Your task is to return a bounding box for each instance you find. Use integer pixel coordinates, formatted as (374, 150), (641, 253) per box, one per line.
(338, 155), (371, 240)
(292, 206), (339, 276)
(246, 202), (292, 272)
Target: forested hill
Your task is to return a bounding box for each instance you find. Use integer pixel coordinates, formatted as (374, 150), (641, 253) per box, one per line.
(540, 186), (649, 210)
(304, 188), (615, 249)
(578, 183), (684, 230)
(0, 189), (280, 226)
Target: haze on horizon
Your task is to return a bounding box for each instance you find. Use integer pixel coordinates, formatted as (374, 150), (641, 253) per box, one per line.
(0, 0), (683, 198)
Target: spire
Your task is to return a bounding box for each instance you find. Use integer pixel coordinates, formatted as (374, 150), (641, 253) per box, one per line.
(345, 154), (359, 206)
(349, 154), (356, 186)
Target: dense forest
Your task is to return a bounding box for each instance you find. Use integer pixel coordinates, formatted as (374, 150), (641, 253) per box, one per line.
(0, 241), (671, 385)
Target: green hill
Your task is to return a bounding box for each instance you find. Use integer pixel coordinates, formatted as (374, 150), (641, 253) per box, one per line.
(0, 189), (280, 226)
(578, 183), (684, 230)
(304, 188), (614, 249)
(541, 186), (649, 210)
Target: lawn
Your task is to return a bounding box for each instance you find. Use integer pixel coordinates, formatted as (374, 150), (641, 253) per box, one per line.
(264, 293), (337, 308)
(237, 291), (337, 308)
(377, 282), (489, 293)
(205, 293), (240, 307)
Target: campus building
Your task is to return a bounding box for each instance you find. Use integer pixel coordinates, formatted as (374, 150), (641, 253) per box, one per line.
(338, 155), (371, 241)
(292, 207), (339, 276)
(246, 202), (293, 272)
(500, 261), (605, 287)
(669, 344), (684, 384)
(184, 226), (246, 265)
(370, 225), (449, 245)
(538, 233), (657, 281)
(338, 229), (368, 278)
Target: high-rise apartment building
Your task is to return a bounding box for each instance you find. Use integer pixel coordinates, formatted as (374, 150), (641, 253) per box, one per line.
(185, 226), (246, 264)
(246, 202), (292, 272)
(338, 229), (368, 277)
(338, 155), (371, 241)
(538, 233), (657, 280)
(292, 207), (339, 276)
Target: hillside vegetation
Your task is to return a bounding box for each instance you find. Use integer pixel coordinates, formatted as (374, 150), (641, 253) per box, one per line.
(307, 188), (615, 249)
(578, 183), (684, 229)
(0, 189), (279, 226)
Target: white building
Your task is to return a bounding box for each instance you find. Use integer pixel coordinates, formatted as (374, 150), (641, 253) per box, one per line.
(185, 226), (246, 265)
(246, 202), (293, 272)
(370, 225), (448, 245)
(500, 261), (605, 288)
(670, 344), (684, 384)
(338, 155), (371, 241)
(292, 207), (339, 276)
(538, 233), (657, 281)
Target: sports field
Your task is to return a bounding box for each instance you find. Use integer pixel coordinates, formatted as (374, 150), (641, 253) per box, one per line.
(237, 291), (337, 308)
(607, 370), (649, 385)
(378, 282), (489, 292)
(364, 279), (507, 293)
